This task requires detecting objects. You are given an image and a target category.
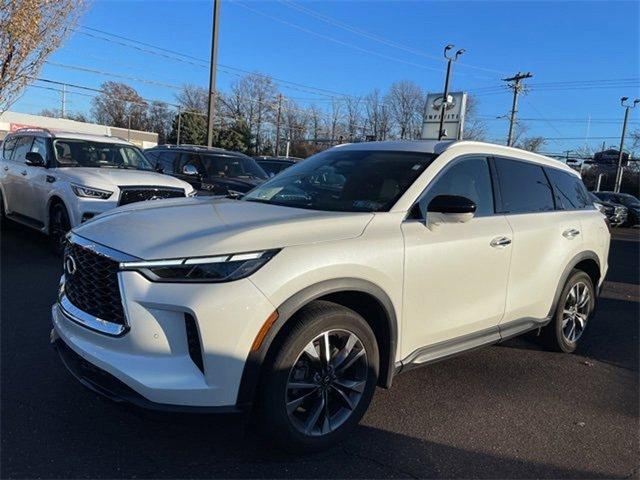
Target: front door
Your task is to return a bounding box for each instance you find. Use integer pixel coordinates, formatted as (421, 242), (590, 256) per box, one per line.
(400, 156), (513, 357)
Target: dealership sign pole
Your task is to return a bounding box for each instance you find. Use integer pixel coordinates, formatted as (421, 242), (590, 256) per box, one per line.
(206, 0), (220, 148)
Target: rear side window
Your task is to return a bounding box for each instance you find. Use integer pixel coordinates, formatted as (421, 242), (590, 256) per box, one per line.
(2, 137), (17, 160)
(156, 151), (178, 173)
(494, 157), (554, 214)
(546, 168), (593, 210)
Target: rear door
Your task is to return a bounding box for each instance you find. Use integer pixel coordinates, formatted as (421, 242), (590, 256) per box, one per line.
(494, 157), (577, 324)
(5, 136), (35, 220)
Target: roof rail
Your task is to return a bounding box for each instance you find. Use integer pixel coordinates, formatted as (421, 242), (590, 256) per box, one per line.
(11, 127), (53, 135)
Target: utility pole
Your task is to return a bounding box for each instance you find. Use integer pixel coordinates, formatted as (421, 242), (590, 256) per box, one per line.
(60, 84), (66, 119)
(438, 44), (464, 140)
(614, 96), (639, 193)
(503, 72), (533, 147)
(177, 107), (182, 146)
(274, 94), (283, 156)
(206, 0), (220, 147)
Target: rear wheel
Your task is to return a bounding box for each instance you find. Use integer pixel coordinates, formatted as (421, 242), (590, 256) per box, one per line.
(49, 203), (71, 256)
(542, 270), (595, 353)
(258, 301), (379, 452)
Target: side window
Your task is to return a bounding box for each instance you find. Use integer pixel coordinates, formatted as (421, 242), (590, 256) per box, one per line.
(11, 136), (34, 163)
(30, 137), (48, 160)
(156, 151), (178, 173)
(2, 137), (18, 161)
(177, 153), (203, 174)
(546, 168), (592, 210)
(494, 157), (555, 214)
(418, 156), (494, 217)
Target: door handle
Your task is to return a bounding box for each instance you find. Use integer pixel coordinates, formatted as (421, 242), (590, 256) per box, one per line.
(3, 166), (8, 171)
(20, 170), (27, 176)
(562, 228), (580, 239)
(490, 236), (512, 248)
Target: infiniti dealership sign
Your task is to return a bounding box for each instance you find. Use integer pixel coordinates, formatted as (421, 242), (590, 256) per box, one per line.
(421, 91), (468, 140)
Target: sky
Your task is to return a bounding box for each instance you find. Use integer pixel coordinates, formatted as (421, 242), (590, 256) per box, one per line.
(13, 0), (640, 154)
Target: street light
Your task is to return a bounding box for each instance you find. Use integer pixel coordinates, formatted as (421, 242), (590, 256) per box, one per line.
(614, 96), (640, 192)
(437, 44), (465, 140)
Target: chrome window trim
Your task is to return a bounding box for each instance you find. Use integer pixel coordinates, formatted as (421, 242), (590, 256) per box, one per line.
(67, 232), (140, 263)
(59, 294), (128, 337)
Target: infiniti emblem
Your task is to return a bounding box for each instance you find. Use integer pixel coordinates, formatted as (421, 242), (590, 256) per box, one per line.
(65, 255), (77, 276)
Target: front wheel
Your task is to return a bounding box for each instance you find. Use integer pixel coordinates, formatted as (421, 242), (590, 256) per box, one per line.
(257, 301), (379, 452)
(542, 270), (595, 353)
(49, 203), (71, 256)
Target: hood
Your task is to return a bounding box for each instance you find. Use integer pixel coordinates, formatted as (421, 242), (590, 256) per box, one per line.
(56, 168), (191, 191)
(73, 198), (373, 260)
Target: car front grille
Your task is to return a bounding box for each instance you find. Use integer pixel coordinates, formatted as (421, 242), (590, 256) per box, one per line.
(118, 186), (185, 206)
(64, 242), (125, 325)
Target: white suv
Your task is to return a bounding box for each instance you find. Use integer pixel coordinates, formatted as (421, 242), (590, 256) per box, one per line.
(50, 140), (610, 451)
(0, 128), (195, 254)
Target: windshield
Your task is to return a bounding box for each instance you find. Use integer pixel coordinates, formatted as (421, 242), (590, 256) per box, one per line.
(53, 139), (153, 170)
(200, 154), (268, 180)
(242, 148), (437, 212)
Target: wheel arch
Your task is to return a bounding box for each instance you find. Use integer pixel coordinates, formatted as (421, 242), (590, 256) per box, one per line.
(46, 194), (68, 232)
(548, 250), (601, 318)
(236, 278), (399, 407)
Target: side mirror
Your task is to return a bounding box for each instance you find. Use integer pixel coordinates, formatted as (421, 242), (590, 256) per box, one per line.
(25, 152), (46, 167)
(427, 195), (476, 224)
(182, 164), (199, 176)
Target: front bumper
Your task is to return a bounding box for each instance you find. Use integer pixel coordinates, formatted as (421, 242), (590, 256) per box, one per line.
(52, 270), (276, 409)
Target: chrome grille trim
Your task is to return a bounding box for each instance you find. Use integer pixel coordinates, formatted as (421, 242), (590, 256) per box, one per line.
(67, 233), (140, 263)
(58, 295), (128, 337)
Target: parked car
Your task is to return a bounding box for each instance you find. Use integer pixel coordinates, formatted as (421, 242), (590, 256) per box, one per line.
(255, 156), (301, 177)
(593, 191), (640, 227)
(0, 128), (195, 254)
(51, 140), (609, 451)
(145, 145), (268, 196)
(589, 192), (627, 227)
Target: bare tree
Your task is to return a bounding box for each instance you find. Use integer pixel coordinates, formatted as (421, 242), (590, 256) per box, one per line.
(517, 136), (547, 153)
(327, 98), (343, 144)
(92, 81), (148, 131)
(344, 96), (362, 141)
(147, 101), (173, 144)
(0, 0), (85, 112)
(385, 80), (424, 139)
(176, 84), (207, 113)
(462, 94), (488, 141)
(308, 104), (323, 143)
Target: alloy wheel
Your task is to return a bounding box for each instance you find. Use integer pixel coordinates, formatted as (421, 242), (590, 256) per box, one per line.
(285, 329), (368, 437)
(562, 281), (590, 343)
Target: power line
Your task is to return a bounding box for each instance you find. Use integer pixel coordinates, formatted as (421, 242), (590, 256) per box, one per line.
(277, 0), (507, 77)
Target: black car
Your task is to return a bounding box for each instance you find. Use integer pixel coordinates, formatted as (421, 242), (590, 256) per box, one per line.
(254, 156), (301, 177)
(593, 191), (640, 227)
(145, 145), (268, 196)
(589, 192), (627, 227)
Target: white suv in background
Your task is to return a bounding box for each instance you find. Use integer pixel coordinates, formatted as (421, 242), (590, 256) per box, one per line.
(0, 128), (195, 254)
(50, 140), (610, 451)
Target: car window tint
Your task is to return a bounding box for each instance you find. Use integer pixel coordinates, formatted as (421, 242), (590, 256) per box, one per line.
(2, 137), (18, 160)
(178, 153), (203, 174)
(419, 156), (494, 217)
(546, 168), (592, 210)
(156, 151), (178, 173)
(11, 136), (34, 163)
(494, 157), (555, 214)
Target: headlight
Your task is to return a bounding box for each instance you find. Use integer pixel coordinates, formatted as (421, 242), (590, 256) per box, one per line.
(120, 250), (279, 283)
(71, 184), (113, 199)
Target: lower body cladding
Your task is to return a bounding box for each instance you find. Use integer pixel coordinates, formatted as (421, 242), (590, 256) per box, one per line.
(51, 270), (276, 410)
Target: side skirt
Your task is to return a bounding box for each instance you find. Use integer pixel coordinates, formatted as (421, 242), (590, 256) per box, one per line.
(5, 212), (46, 231)
(395, 316), (551, 374)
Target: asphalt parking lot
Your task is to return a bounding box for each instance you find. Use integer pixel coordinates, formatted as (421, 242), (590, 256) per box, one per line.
(1, 222), (638, 479)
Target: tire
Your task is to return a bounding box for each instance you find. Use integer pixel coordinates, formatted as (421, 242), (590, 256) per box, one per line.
(541, 269), (595, 353)
(49, 203), (71, 256)
(257, 300), (379, 453)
